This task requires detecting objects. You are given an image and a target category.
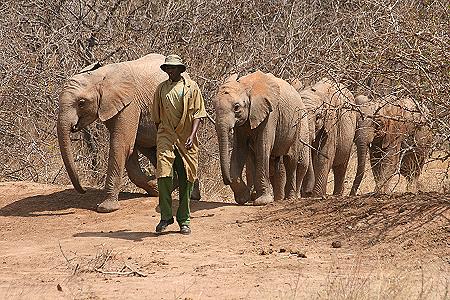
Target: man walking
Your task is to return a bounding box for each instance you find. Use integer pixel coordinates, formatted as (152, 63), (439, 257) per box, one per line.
(152, 55), (206, 235)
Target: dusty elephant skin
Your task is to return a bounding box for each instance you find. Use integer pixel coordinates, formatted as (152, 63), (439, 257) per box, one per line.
(350, 95), (432, 195)
(57, 53), (201, 213)
(293, 78), (357, 197)
(213, 71), (310, 205)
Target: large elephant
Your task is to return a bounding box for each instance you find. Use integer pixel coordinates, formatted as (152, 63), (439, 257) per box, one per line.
(57, 53), (200, 213)
(213, 71), (310, 205)
(350, 95), (432, 195)
(292, 78), (357, 197)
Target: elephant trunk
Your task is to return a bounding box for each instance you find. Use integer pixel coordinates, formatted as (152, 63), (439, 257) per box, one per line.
(350, 127), (368, 196)
(57, 115), (86, 193)
(216, 121), (233, 185)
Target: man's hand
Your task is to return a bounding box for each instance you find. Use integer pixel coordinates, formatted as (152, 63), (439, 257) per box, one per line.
(185, 135), (194, 150)
(185, 118), (202, 150)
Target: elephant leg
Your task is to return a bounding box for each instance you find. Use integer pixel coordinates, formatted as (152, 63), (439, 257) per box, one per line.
(283, 155), (298, 201)
(312, 151), (333, 197)
(332, 163), (348, 196)
(99, 106), (139, 213)
(372, 146), (398, 194)
(270, 157), (286, 201)
(138, 146), (158, 169)
(332, 149), (351, 196)
(401, 151), (423, 194)
(311, 132), (333, 197)
(229, 131), (251, 205)
(126, 150), (158, 197)
(296, 148), (310, 199)
(253, 129), (274, 206)
(246, 151), (257, 201)
(369, 148), (383, 193)
(190, 179), (201, 200)
(301, 157), (315, 197)
(297, 158), (315, 197)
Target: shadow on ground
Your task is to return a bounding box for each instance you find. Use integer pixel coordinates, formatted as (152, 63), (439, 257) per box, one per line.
(73, 229), (157, 241)
(0, 187), (237, 218)
(0, 188), (147, 217)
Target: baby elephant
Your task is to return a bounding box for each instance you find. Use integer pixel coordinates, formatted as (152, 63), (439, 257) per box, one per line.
(351, 95), (432, 195)
(214, 71), (310, 205)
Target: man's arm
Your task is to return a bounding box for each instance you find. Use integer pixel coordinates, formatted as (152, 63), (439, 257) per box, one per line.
(185, 118), (202, 150)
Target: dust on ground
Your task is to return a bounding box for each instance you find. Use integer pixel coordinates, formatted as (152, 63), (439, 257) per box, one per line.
(0, 181), (448, 299)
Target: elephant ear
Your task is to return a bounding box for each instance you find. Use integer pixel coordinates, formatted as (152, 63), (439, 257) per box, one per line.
(247, 73), (278, 129)
(290, 78), (304, 92)
(224, 73), (238, 83)
(380, 103), (408, 149)
(98, 65), (135, 122)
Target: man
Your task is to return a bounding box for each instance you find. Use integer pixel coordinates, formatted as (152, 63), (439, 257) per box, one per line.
(152, 55), (207, 235)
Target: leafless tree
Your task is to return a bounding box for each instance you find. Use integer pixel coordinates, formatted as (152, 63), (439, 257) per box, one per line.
(1, 0), (448, 193)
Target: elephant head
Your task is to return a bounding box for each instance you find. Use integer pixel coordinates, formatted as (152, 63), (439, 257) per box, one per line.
(57, 63), (135, 193)
(213, 72), (278, 202)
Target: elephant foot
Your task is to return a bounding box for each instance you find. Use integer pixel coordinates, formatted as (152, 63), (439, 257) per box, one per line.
(284, 195), (298, 202)
(191, 179), (201, 201)
(145, 179), (159, 197)
(231, 180), (251, 205)
(250, 190), (257, 202)
(235, 192), (251, 205)
(301, 191), (313, 198)
(97, 199), (120, 213)
(253, 195), (274, 206)
(190, 189), (201, 201)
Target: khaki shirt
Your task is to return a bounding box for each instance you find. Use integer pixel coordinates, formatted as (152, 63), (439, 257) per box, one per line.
(152, 74), (207, 182)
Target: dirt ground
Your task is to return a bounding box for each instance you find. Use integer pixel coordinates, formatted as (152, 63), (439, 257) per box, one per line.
(0, 181), (448, 300)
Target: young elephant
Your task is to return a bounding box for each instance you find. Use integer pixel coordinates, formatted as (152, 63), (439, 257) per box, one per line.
(293, 78), (357, 197)
(214, 71), (310, 205)
(350, 95), (432, 195)
(57, 53), (201, 213)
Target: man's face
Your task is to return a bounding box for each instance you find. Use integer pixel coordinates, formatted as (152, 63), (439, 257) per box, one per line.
(164, 66), (183, 81)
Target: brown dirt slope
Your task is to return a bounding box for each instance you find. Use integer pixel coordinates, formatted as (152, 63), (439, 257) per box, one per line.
(0, 181), (448, 299)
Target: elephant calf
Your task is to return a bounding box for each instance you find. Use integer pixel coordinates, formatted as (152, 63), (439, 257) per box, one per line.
(214, 71), (310, 205)
(293, 78), (357, 197)
(350, 95), (432, 195)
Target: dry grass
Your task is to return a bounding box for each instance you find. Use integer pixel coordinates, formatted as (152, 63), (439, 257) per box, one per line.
(320, 258), (449, 300)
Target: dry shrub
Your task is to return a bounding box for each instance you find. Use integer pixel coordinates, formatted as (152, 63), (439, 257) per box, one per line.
(1, 0), (448, 196)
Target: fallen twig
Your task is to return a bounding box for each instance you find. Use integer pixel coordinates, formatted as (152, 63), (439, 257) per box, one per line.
(58, 241), (73, 268)
(94, 264), (147, 277)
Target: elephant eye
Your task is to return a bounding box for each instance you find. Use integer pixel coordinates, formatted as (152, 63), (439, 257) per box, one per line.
(233, 103), (240, 112)
(78, 99), (86, 107)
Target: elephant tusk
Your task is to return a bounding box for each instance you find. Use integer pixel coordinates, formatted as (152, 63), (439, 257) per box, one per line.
(298, 138), (330, 160)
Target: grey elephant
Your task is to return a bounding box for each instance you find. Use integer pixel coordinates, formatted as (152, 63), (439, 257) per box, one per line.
(213, 71), (310, 205)
(350, 95), (432, 195)
(57, 53), (200, 213)
(292, 78), (357, 197)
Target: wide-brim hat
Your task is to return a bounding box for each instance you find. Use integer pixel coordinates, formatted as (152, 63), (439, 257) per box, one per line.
(160, 54), (186, 72)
